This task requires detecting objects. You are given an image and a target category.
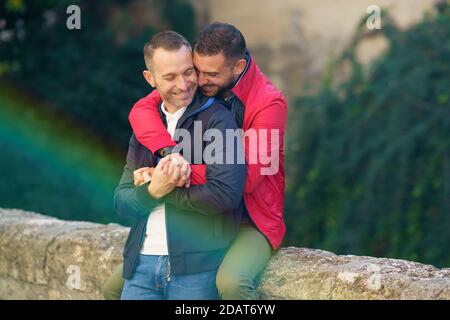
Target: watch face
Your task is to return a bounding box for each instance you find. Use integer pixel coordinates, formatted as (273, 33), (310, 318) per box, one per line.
(155, 148), (166, 157)
(161, 147), (169, 156)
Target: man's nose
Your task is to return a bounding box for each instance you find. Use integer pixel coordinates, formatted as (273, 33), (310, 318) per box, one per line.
(198, 74), (208, 87)
(176, 77), (188, 91)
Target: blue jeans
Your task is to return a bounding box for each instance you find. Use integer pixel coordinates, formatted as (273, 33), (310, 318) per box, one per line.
(120, 254), (219, 300)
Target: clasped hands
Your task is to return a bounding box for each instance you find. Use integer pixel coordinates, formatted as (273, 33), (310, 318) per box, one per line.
(133, 153), (191, 199)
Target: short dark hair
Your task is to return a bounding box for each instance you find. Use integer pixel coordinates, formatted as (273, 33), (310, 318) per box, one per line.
(143, 30), (191, 69)
(193, 22), (246, 62)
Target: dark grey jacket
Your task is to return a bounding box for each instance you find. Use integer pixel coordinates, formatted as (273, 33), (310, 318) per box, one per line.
(114, 92), (246, 279)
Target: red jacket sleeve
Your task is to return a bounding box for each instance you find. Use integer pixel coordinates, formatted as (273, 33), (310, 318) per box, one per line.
(244, 96), (287, 194)
(128, 90), (175, 153)
(129, 90), (207, 185)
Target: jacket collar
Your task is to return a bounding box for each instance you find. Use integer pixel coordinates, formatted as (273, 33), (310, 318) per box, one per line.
(158, 91), (213, 128)
(231, 49), (258, 105)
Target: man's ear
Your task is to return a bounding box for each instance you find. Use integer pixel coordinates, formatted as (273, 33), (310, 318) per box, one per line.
(143, 70), (156, 88)
(233, 58), (247, 76)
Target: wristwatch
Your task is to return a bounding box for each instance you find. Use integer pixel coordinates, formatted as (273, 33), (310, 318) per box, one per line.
(157, 146), (174, 158)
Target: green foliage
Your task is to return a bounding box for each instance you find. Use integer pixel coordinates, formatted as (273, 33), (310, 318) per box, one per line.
(162, 0), (197, 43)
(285, 3), (450, 267)
(0, 81), (134, 227)
(0, 0), (196, 225)
(0, 0), (196, 150)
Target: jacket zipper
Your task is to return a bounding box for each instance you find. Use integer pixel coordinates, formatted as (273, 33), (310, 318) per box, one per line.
(160, 98), (214, 283)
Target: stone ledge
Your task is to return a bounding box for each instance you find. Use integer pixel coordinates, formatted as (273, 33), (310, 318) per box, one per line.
(0, 208), (449, 300)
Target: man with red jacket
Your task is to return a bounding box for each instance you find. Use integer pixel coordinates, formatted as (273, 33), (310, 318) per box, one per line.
(103, 22), (287, 300)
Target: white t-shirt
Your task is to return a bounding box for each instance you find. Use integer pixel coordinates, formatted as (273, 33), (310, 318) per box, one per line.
(140, 102), (187, 255)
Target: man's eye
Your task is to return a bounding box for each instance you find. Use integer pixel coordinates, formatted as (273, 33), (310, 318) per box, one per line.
(208, 73), (218, 77)
(164, 77), (175, 81)
(184, 69), (194, 76)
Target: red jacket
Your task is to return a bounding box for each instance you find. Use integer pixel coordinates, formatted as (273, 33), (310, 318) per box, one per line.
(129, 56), (287, 250)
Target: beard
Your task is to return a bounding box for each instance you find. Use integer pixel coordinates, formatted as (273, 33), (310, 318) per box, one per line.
(200, 77), (235, 98)
(216, 79), (236, 98)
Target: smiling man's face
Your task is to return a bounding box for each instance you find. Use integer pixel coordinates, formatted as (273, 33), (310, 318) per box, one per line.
(144, 45), (197, 112)
(193, 50), (244, 98)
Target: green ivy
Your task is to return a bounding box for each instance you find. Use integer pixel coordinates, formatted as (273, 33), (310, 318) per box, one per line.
(0, 0), (197, 150)
(285, 3), (450, 267)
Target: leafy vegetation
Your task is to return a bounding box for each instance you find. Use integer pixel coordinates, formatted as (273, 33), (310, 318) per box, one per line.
(285, 3), (450, 267)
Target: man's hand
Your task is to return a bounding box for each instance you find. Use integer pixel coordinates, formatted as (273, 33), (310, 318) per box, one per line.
(161, 153), (191, 188)
(133, 167), (154, 186)
(147, 155), (190, 199)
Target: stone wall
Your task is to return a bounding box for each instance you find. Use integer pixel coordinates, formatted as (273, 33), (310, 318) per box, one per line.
(0, 208), (449, 300)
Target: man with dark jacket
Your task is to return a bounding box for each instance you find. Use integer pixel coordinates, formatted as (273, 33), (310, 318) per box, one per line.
(115, 30), (246, 300)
